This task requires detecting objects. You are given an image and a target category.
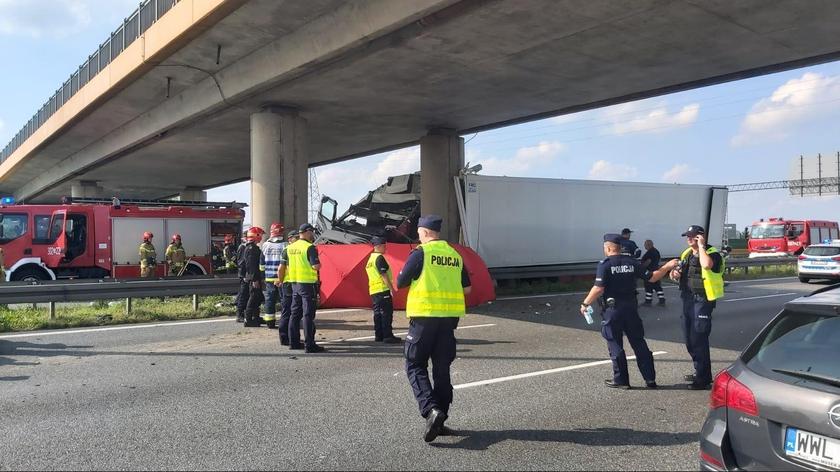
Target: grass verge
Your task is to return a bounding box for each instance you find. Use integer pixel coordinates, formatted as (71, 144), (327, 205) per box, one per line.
(0, 295), (235, 333)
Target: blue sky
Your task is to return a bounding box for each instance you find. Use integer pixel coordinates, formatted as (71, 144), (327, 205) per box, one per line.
(2, 1), (840, 230)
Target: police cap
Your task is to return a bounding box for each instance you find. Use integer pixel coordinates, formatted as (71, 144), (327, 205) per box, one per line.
(287, 230), (299, 238)
(418, 215), (443, 232)
(621, 228), (633, 235)
(371, 236), (387, 246)
(299, 223), (315, 233)
(603, 233), (622, 244)
(681, 225), (706, 237)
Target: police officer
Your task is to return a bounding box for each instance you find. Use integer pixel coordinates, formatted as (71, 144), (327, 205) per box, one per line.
(580, 234), (673, 389)
(236, 227), (265, 326)
(261, 223), (285, 329)
(277, 223), (324, 353)
(641, 239), (666, 306)
(366, 236), (401, 343)
(397, 215), (471, 443)
(222, 234), (238, 273)
(165, 234), (187, 276)
(670, 225), (725, 390)
(138, 232), (157, 278)
(275, 230), (299, 345)
(619, 228), (642, 258)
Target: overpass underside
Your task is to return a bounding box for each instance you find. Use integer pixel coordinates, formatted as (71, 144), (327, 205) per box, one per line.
(3, 0), (840, 238)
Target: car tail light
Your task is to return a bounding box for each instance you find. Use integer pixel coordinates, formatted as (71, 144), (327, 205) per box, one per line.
(710, 370), (730, 409)
(700, 451), (724, 468)
(832, 256), (840, 262)
(710, 370), (759, 416)
(798, 255), (807, 260)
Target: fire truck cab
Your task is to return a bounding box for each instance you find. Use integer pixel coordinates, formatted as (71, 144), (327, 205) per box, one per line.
(748, 217), (839, 258)
(0, 198), (244, 281)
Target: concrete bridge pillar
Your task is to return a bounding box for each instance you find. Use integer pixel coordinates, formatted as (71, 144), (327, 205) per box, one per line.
(70, 180), (104, 198)
(179, 187), (207, 202)
(420, 129), (464, 243)
(250, 106), (308, 232)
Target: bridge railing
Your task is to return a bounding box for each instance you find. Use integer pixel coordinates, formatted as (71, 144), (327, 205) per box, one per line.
(0, 0), (179, 164)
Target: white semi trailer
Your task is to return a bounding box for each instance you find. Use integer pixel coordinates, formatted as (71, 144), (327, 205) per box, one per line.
(456, 174), (728, 270)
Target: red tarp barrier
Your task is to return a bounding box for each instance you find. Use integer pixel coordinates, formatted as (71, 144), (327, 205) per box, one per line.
(316, 243), (496, 309)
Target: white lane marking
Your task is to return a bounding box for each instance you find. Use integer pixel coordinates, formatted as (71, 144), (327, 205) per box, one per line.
(0, 308), (371, 340)
(325, 323), (497, 343)
(0, 318), (233, 339)
(454, 351), (668, 389)
(723, 292), (798, 302)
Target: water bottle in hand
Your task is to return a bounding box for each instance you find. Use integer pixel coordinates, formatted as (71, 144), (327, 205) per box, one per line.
(583, 305), (595, 325)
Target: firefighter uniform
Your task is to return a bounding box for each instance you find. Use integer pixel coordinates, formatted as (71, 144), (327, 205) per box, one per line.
(366, 236), (400, 343)
(397, 215), (471, 443)
(165, 235), (187, 276)
(139, 233), (157, 278)
(589, 234), (657, 389)
(283, 223), (323, 353)
(222, 235), (238, 273)
(210, 243), (223, 273)
(236, 227), (265, 326)
(676, 225), (724, 390)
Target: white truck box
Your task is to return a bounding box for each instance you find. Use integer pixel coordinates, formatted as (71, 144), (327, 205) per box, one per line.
(461, 174), (727, 269)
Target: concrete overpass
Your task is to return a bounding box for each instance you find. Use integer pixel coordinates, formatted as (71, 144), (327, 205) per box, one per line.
(3, 0), (840, 240)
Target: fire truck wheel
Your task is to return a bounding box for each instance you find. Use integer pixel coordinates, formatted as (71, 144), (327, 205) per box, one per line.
(11, 266), (50, 283)
(183, 264), (204, 276)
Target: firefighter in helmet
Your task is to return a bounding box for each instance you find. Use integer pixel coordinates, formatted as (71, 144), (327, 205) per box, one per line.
(222, 234), (238, 273)
(166, 234), (188, 276)
(236, 226), (266, 326)
(139, 232), (157, 278)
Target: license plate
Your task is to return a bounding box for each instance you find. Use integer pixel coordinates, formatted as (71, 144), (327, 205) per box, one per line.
(785, 427), (840, 469)
(812, 261), (828, 265)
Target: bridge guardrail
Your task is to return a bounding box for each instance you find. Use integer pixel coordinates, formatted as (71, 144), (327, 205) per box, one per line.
(489, 256), (797, 280)
(0, 0), (179, 164)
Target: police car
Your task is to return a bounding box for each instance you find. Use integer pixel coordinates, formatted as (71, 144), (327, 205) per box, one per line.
(797, 239), (840, 283)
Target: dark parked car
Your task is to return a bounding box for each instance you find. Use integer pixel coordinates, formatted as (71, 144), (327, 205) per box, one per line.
(699, 284), (840, 470)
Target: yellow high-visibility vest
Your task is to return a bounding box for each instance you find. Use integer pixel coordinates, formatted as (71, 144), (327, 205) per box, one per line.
(680, 246), (725, 301)
(406, 240), (466, 318)
(285, 239), (318, 283)
(365, 253), (392, 295)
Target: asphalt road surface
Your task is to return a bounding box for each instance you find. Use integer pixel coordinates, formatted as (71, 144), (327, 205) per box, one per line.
(0, 277), (826, 471)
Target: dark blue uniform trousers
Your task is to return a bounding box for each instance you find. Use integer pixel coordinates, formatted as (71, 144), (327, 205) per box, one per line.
(405, 317), (459, 418)
(371, 290), (395, 340)
(277, 282), (294, 343)
(601, 302), (656, 384)
(290, 282), (318, 349)
(681, 294), (715, 384)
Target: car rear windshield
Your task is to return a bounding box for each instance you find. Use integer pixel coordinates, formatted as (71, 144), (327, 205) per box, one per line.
(803, 246), (840, 257)
(742, 309), (840, 391)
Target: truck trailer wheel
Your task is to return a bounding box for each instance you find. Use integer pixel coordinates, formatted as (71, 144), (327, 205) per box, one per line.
(11, 266), (50, 283)
(798, 276), (810, 283)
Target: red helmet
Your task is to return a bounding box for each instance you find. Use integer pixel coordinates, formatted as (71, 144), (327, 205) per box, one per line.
(246, 226), (265, 241)
(270, 222), (284, 237)
(172, 233), (181, 241)
(224, 234), (234, 244)
(143, 231), (153, 241)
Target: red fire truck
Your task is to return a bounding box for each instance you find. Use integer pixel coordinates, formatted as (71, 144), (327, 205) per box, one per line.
(0, 198), (244, 281)
(748, 217), (839, 258)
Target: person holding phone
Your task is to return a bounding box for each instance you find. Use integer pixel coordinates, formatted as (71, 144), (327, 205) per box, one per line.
(668, 225), (725, 390)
